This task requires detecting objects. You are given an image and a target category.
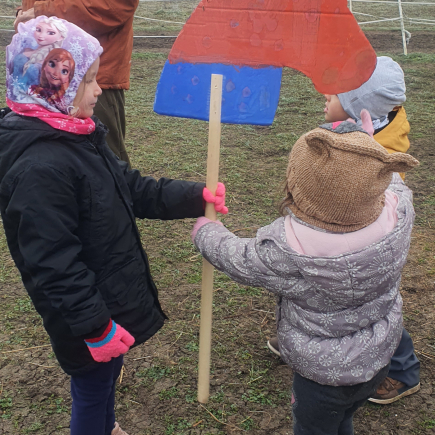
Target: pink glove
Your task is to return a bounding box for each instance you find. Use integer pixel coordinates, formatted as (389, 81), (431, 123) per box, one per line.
(203, 182), (228, 214)
(85, 320), (135, 363)
(191, 216), (223, 242)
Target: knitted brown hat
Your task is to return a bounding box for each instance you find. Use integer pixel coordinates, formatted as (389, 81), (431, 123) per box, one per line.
(284, 122), (419, 233)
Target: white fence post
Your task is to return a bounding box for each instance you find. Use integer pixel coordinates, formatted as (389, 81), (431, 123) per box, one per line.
(397, 0), (408, 55)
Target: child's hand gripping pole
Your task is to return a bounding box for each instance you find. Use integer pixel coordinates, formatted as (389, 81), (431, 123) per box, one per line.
(203, 182), (228, 215)
(197, 74), (223, 404)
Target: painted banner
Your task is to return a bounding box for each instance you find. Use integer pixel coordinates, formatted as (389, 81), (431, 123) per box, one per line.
(154, 0), (376, 125)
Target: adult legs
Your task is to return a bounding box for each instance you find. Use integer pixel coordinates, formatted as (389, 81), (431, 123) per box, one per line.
(94, 89), (130, 168)
(70, 355), (124, 435)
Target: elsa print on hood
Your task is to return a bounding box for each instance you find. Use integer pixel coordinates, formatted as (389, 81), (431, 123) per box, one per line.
(7, 16), (102, 114)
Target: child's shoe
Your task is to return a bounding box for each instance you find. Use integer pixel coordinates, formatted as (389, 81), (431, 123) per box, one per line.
(368, 378), (420, 404)
(112, 422), (129, 435)
(267, 337), (281, 357)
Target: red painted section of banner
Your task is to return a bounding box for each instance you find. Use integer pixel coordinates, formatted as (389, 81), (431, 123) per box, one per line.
(168, 0), (377, 94)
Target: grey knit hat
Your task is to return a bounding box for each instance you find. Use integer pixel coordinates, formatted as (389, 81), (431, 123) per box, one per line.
(337, 56), (406, 121)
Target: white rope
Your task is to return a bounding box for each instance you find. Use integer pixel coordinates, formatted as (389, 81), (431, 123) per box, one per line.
(349, 0), (435, 54)
(351, 1), (435, 4)
(353, 11), (395, 20)
(358, 17), (401, 23)
(0, 28), (179, 36)
(134, 15), (184, 25)
(353, 11), (384, 17)
(408, 18), (435, 23)
(407, 16), (435, 21)
(133, 35), (178, 38)
(0, 14), (185, 25)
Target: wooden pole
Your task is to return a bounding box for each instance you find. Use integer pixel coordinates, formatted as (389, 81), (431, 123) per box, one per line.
(197, 74), (223, 404)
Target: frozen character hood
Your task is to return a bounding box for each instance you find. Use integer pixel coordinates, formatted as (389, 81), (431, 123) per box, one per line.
(6, 16), (103, 114)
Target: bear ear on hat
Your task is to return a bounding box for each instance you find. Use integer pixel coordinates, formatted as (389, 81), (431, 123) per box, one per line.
(305, 130), (333, 157)
(380, 152), (420, 176)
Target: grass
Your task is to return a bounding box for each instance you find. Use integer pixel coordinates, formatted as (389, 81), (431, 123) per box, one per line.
(136, 365), (174, 381)
(0, 394), (13, 419)
(0, 2), (434, 434)
(0, 44), (434, 434)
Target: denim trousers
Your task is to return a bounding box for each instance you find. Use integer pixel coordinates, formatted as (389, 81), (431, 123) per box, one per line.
(70, 355), (123, 435)
(388, 328), (420, 386)
(292, 364), (390, 435)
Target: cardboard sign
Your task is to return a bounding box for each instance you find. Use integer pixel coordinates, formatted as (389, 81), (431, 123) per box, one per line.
(154, 0), (376, 125)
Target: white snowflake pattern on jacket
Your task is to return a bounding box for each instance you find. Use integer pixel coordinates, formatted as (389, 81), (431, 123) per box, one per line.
(194, 174), (414, 386)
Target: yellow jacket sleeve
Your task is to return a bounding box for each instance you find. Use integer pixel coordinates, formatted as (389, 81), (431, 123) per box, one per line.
(374, 106), (410, 180)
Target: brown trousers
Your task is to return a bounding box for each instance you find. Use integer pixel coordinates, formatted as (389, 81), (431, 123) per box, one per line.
(94, 89), (131, 168)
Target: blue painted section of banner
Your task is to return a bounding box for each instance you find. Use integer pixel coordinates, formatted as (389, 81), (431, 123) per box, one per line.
(154, 61), (282, 126)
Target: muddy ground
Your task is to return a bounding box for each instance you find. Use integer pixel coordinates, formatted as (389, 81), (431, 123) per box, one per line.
(0, 30), (434, 435)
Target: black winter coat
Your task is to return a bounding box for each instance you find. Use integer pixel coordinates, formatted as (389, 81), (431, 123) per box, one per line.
(0, 110), (205, 375)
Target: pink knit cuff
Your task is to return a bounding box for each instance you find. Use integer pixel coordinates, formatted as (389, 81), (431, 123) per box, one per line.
(191, 217), (223, 242)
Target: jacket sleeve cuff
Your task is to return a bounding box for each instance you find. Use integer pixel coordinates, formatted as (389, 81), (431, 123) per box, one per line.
(84, 319), (112, 341)
(196, 182), (207, 215)
(70, 307), (111, 337)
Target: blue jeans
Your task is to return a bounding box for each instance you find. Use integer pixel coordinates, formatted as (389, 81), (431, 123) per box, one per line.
(388, 328), (420, 387)
(70, 355), (123, 435)
(292, 364), (390, 435)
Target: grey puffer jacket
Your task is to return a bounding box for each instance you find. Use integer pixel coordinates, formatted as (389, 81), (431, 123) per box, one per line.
(194, 174), (414, 386)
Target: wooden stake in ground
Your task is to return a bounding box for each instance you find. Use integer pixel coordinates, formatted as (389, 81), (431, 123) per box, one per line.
(197, 74), (223, 404)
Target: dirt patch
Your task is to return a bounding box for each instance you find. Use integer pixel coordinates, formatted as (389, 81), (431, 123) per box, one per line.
(2, 29), (434, 54)
(1, 253), (435, 435)
(133, 37), (175, 51)
(365, 31), (435, 54)
(129, 29), (435, 54)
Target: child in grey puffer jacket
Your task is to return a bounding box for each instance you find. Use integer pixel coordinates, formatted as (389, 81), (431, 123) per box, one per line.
(191, 118), (419, 435)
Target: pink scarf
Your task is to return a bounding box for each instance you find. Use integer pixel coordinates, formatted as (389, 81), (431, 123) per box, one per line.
(7, 98), (95, 135)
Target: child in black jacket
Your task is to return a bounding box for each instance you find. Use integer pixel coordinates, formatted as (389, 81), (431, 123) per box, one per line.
(0, 17), (227, 435)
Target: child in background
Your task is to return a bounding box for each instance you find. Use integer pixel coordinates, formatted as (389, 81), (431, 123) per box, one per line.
(192, 115), (419, 434)
(325, 56), (410, 176)
(323, 56), (420, 404)
(269, 56), (421, 405)
(0, 17), (227, 435)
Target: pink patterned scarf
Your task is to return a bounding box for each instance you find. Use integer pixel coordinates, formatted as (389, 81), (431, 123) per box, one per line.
(7, 98), (95, 135)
